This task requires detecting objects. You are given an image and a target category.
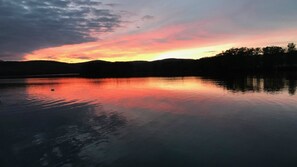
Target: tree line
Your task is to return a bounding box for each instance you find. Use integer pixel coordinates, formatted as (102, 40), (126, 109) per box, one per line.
(217, 43), (296, 57)
(197, 43), (297, 74)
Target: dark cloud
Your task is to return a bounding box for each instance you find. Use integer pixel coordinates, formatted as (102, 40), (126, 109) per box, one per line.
(142, 15), (154, 21)
(105, 3), (119, 7)
(0, 0), (121, 60)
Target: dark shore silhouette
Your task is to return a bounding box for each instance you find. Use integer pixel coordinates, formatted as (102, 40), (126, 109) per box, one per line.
(1, 43), (296, 78)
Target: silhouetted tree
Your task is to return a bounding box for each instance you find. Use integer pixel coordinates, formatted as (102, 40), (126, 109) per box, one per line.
(288, 79), (297, 95)
(287, 43), (296, 53)
(253, 48), (263, 55)
(218, 47), (262, 57)
(262, 46), (285, 55)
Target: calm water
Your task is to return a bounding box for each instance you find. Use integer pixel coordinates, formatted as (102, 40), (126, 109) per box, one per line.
(1, 76), (297, 167)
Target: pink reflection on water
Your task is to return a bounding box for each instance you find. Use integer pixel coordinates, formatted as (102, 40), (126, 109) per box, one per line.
(25, 77), (297, 114)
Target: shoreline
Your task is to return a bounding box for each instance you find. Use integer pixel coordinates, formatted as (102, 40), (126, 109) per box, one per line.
(0, 73), (80, 79)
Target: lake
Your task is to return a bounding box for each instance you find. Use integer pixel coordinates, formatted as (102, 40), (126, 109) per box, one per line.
(1, 76), (297, 166)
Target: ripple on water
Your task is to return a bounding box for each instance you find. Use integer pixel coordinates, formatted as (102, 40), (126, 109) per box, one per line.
(0, 95), (127, 167)
(1, 77), (297, 166)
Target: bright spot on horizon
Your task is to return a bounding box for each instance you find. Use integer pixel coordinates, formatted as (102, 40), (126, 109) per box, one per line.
(154, 44), (235, 61)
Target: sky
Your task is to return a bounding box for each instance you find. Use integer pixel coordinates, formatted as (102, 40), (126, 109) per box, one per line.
(0, 0), (297, 62)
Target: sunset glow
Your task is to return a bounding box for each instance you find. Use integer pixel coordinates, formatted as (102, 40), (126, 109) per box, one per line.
(1, 0), (297, 62)
(24, 26), (297, 63)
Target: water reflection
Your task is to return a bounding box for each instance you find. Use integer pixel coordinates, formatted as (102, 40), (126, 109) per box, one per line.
(19, 77), (297, 115)
(0, 98), (126, 166)
(1, 76), (297, 166)
(200, 75), (297, 95)
(1, 75), (297, 95)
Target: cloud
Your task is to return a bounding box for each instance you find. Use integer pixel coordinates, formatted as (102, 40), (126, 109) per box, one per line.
(0, 0), (121, 60)
(3, 0), (297, 61)
(142, 15), (154, 21)
(105, 3), (120, 7)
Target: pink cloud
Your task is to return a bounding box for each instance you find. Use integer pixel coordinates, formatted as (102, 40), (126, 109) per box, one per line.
(24, 17), (297, 62)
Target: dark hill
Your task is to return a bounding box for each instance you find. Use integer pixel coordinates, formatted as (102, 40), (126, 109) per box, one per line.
(1, 44), (297, 78)
(0, 61), (81, 78)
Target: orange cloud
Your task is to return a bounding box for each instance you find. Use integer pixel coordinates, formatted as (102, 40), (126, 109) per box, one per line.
(24, 20), (297, 63)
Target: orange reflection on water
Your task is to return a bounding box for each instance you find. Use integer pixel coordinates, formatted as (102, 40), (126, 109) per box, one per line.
(25, 77), (297, 114)
(25, 77), (223, 113)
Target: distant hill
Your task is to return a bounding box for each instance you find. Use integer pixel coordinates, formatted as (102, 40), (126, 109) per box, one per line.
(0, 61), (82, 78)
(1, 44), (297, 78)
(80, 58), (200, 77)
